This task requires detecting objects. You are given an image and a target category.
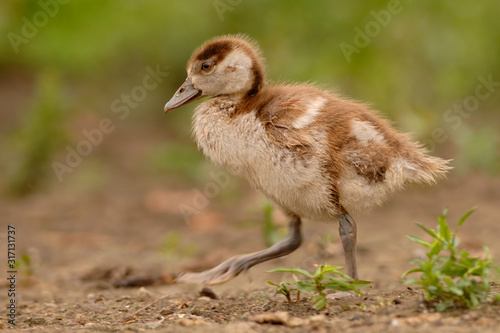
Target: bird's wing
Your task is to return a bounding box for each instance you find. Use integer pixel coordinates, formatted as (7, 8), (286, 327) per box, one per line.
(258, 97), (314, 152)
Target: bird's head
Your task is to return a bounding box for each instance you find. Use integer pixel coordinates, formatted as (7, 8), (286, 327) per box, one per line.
(165, 35), (265, 112)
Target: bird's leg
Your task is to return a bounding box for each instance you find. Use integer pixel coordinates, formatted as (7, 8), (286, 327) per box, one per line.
(176, 216), (302, 285)
(336, 213), (359, 280)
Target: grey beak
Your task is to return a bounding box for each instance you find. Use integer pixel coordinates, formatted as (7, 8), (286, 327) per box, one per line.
(164, 78), (203, 113)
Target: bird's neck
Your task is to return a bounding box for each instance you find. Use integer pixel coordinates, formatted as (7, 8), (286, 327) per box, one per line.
(232, 87), (271, 118)
(205, 89), (263, 118)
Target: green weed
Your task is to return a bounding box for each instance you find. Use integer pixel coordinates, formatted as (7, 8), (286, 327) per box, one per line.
(12, 253), (34, 277)
(267, 281), (299, 303)
(8, 70), (66, 196)
(402, 207), (500, 311)
(261, 202), (284, 247)
(160, 232), (197, 258)
(269, 264), (371, 310)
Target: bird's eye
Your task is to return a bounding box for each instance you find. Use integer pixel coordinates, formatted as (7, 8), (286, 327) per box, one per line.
(201, 62), (213, 71)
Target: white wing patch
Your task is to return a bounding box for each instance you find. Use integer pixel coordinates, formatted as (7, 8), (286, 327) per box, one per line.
(351, 119), (386, 144)
(292, 96), (326, 129)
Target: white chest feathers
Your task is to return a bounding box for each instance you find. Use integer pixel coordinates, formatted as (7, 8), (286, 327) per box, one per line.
(192, 98), (334, 220)
(193, 100), (265, 175)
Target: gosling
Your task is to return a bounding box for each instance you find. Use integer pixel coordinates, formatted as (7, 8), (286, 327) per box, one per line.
(164, 35), (450, 285)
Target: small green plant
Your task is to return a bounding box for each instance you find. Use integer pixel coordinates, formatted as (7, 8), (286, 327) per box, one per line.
(20, 254), (33, 277)
(267, 281), (299, 303)
(8, 70), (66, 196)
(12, 253), (34, 277)
(160, 232), (197, 258)
(403, 207), (500, 311)
(261, 202), (284, 247)
(269, 264), (372, 310)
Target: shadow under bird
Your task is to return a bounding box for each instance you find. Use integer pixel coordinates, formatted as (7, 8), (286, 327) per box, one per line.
(164, 34), (450, 285)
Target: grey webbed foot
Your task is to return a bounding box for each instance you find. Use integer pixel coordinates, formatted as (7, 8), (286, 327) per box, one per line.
(176, 216), (302, 285)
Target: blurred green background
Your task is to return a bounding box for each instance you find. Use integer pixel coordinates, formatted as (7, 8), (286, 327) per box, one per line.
(0, 0), (499, 196)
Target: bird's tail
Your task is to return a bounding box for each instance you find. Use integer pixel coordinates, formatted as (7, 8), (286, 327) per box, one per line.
(402, 152), (452, 186)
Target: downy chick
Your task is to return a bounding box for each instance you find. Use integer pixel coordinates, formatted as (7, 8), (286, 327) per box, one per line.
(165, 35), (450, 285)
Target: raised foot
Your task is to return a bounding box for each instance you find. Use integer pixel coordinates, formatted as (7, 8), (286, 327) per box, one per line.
(176, 255), (249, 286)
(176, 216), (303, 285)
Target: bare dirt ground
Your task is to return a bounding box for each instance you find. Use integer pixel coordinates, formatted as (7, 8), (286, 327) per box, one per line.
(1, 122), (500, 332)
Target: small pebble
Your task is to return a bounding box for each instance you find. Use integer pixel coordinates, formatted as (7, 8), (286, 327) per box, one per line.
(250, 311), (289, 325)
(74, 314), (87, 325)
(137, 287), (152, 301)
(160, 307), (175, 316)
(178, 318), (208, 326)
(200, 287), (218, 299)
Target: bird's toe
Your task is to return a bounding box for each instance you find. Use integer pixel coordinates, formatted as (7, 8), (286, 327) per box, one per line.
(175, 256), (243, 285)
